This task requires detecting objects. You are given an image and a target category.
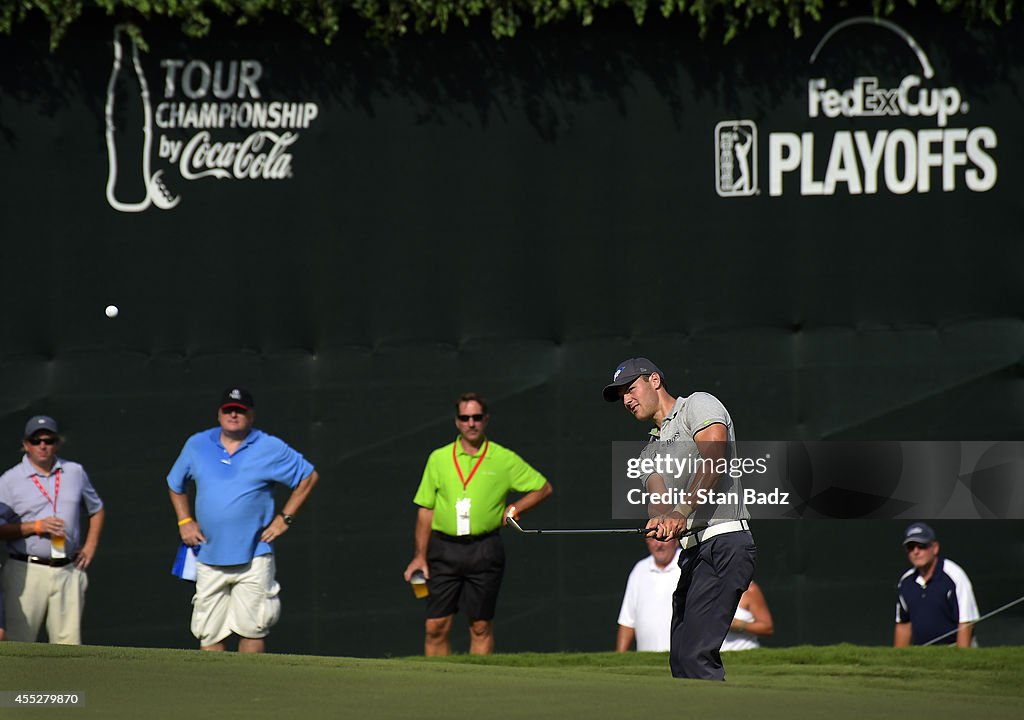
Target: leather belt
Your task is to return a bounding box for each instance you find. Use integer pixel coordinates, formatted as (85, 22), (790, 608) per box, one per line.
(681, 519), (750, 550)
(8, 552), (73, 567)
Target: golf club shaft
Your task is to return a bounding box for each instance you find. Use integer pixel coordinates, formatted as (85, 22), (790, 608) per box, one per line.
(507, 516), (708, 537)
(512, 526), (655, 535)
(921, 593), (1024, 646)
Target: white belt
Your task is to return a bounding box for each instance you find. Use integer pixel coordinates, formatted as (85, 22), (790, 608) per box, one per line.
(681, 519), (750, 550)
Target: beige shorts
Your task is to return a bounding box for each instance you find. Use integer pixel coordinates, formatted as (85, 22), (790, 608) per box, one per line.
(191, 555), (281, 646)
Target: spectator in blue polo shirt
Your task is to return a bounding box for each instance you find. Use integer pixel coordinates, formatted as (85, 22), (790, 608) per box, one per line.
(894, 522), (979, 648)
(168, 388), (319, 653)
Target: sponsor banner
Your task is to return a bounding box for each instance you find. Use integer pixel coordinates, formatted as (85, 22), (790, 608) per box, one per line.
(714, 17), (998, 198)
(104, 26), (321, 213)
(611, 441), (1024, 520)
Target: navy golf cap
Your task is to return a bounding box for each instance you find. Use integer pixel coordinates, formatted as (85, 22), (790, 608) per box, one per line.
(602, 358), (664, 402)
(903, 522), (936, 546)
(24, 415), (59, 438)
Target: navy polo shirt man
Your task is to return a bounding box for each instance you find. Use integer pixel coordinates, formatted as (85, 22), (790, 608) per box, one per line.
(894, 522), (979, 648)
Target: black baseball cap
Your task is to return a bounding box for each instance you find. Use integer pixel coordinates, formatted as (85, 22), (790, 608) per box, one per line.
(220, 387), (254, 411)
(24, 415), (59, 438)
(903, 522), (936, 546)
(602, 358), (664, 402)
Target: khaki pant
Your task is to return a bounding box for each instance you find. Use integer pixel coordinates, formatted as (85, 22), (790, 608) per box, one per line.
(1, 559), (88, 644)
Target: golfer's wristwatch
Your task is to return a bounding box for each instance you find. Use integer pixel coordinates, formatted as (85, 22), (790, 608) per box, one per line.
(280, 513), (295, 525)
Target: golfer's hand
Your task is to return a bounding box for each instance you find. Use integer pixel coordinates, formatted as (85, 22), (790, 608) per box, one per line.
(649, 512), (688, 541)
(178, 519), (206, 547)
(260, 515), (289, 543)
(403, 558), (429, 583)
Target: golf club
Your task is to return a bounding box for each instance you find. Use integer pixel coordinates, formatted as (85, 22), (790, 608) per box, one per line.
(506, 514), (708, 537)
(921, 593), (1024, 646)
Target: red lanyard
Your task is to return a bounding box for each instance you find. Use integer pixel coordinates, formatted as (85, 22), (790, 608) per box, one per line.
(31, 468), (61, 514)
(452, 440), (489, 492)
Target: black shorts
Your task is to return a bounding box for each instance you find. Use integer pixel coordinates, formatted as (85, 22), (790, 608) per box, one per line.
(425, 530), (506, 621)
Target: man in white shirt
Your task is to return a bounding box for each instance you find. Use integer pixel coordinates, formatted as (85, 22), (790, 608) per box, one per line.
(617, 540), (775, 654)
(616, 537), (680, 651)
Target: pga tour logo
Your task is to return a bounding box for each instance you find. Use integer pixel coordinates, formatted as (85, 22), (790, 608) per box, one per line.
(715, 120), (758, 197)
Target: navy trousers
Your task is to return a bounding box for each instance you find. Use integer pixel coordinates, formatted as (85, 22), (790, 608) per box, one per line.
(670, 530), (757, 680)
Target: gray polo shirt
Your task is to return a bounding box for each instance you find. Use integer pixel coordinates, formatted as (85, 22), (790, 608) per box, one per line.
(639, 393), (748, 526)
(0, 456), (104, 558)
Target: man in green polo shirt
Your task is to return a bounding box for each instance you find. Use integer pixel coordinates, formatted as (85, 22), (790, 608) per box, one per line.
(403, 392), (553, 655)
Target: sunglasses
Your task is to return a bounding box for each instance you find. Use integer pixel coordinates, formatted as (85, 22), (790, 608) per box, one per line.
(27, 437), (58, 446)
(905, 542), (933, 552)
(456, 414), (485, 422)
(221, 406), (249, 415)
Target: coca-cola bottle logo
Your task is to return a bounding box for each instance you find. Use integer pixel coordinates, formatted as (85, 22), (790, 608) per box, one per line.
(105, 25), (180, 213)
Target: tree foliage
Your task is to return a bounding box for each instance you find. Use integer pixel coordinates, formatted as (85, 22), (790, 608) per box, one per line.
(0, 0), (1017, 49)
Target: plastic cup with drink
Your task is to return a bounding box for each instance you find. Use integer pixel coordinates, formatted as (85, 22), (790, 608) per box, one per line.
(410, 570), (429, 599)
(50, 516), (66, 559)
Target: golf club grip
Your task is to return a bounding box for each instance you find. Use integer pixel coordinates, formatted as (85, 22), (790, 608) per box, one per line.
(532, 527), (654, 534)
(508, 517), (712, 536)
(640, 525), (711, 538)
(638, 524), (712, 538)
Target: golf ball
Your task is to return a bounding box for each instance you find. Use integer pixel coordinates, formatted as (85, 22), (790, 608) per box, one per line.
(105, 305), (119, 318)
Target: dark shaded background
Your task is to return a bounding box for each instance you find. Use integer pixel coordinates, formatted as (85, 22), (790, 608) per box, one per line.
(1, 7), (1022, 655)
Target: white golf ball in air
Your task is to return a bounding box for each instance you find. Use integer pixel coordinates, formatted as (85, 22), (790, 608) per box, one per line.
(105, 305), (119, 318)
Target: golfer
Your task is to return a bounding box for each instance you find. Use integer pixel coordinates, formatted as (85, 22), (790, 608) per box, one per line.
(403, 392), (553, 656)
(603, 358), (755, 680)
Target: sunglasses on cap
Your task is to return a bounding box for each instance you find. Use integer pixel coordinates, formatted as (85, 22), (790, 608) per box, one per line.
(27, 436), (58, 446)
(456, 414), (485, 422)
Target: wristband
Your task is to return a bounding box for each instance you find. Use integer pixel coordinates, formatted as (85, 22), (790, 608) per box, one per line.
(177, 517), (194, 526)
(34, 519), (42, 536)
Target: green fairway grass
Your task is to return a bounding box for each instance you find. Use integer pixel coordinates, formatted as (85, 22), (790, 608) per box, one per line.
(1, 643), (1020, 719)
